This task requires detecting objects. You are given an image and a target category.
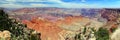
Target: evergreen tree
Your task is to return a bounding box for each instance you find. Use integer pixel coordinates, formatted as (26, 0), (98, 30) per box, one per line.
(0, 9), (12, 31)
(94, 27), (109, 40)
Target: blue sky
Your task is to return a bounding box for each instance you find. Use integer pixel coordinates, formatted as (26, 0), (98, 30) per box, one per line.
(0, 0), (120, 8)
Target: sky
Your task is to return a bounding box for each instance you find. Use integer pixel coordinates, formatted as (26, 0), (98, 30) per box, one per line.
(0, 0), (120, 8)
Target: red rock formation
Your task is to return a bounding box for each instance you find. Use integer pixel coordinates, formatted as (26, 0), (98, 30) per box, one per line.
(22, 17), (63, 40)
(22, 16), (86, 40)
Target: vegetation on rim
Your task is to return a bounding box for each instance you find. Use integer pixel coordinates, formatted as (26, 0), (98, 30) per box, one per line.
(0, 8), (41, 40)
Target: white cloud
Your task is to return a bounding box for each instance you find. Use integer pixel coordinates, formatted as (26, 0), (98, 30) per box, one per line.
(0, 3), (24, 8)
(0, 0), (63, 8)
(53, 0), (98, 8)
(17, 0), (46, 2)
(61, 3), (97, 8)
(41, 0), (97, 8)
(6, 0), (16, 2)
(0, 3), (51, 8)
(5, 0), (57, 2)
(30, 3), (49, 7)
(0, 0), (101, 8)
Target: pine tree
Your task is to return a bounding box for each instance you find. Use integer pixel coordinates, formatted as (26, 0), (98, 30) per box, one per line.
(94, 27), (109, 40)
(0, 9), (12, 31)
